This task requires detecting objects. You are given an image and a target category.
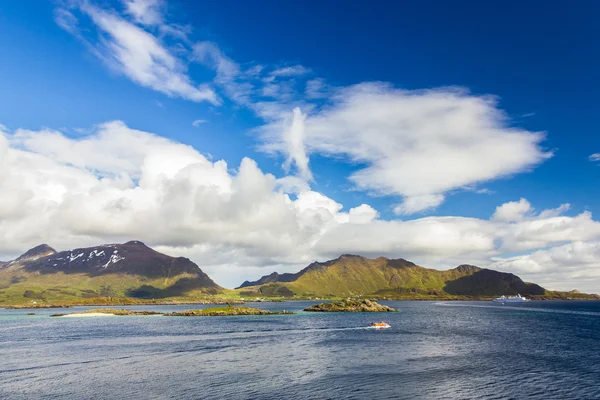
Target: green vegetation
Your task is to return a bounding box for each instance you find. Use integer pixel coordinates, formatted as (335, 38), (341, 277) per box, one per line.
(0, 268), (241, 306)
(2, 247), (598, 306)
(165, 306), (295, 316)
(304, 299), (397, 312)
(237, 255), (600, 300)
(0, 241), (227, 306)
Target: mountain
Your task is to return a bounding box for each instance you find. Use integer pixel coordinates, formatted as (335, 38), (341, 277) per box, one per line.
(236, 254), (594, 299)
(0, 241), (222, 304)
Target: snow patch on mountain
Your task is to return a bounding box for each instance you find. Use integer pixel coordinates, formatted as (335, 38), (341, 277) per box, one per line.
(101, 254), (125, 268)
(88, 249), (105, 259)
(68, 253), (84, 262)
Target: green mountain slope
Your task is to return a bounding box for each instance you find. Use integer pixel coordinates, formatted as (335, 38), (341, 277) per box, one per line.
(237, 255), (597, 299)
(0, 241), (223, 304)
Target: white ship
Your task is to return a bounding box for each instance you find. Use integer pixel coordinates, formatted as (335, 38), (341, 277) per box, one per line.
(493, 294), (530, 303)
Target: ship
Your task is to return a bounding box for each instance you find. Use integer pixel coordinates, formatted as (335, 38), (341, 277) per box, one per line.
(492, 294), (530, 303)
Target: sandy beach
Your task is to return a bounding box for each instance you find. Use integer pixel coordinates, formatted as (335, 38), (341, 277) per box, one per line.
(59, 313), (117, 318)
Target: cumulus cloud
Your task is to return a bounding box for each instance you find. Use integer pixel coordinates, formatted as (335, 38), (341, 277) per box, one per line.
(260, 83), (552, 213)
(491, 242), (600, 293)
(348, 204), (379, 224)
(589, 153), (600, 162)
(1, 123), (599, 291)
(492, 198), (532, 222)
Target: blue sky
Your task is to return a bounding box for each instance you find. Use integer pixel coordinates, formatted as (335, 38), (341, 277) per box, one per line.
(0, 0), (599, 291)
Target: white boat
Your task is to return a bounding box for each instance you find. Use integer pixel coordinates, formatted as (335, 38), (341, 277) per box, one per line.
(492, 294), (530, 303)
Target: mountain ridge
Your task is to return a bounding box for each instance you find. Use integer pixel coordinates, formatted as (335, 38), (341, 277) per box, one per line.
(236, 255), (594, 299)
(1, 244), (597, 304)
(0, 241), (222, 304)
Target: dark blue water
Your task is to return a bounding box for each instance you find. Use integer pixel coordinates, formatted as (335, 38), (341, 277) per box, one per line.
(1, 301), (599, 399)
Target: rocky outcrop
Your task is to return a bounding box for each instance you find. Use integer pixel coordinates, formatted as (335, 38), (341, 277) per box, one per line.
(304, 299), (397, 312)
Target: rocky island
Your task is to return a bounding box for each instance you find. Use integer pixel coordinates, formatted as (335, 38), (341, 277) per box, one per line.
(165, 306), (295, 316)
(304, 299), (397, 312)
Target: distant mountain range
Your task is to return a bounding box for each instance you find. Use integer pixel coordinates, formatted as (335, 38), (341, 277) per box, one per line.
(0, 241), (221, 304)
(0, 243), (597, 305)
(237, 254), (597, 300)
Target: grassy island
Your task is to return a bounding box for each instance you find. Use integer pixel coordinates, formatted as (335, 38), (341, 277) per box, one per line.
(304, 299), (397, 312)
(165, 306), (295, 316)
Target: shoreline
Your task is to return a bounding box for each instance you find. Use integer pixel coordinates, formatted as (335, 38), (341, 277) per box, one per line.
(58, 313), (118, 318)
(3, 297), (599, 309)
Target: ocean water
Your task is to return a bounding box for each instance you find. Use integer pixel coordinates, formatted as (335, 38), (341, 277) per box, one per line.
(1, 301), (599, 399)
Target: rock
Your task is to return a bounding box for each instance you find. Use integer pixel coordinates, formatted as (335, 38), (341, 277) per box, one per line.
(304, 299), (397, 312)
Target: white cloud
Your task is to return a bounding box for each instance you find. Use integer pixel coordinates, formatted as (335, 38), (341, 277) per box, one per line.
(192, 41), (240, 79)
(492, 198), (532, 222)
(54, 8), (78, 34)
(192, 119), (207, 127)
(589, 153), (600, 162)
(271, 65), (311, 77)
(491, 241), (600, 293)
(305, 78), (327, 99)
(1, 123), (600, 291)
(348, 204), (379, 224)
(123, 0), (165, 26)
(281, 107), (311, 180)
(55, 2), (219, 104)
(498, 211), (600, 252)
(393, 194), (445, 215)
(538, 203), (571, 218)
(260, 83), (552, 213)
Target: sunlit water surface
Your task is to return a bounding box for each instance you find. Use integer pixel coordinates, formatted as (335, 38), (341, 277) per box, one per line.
(1, 301), (599, 399)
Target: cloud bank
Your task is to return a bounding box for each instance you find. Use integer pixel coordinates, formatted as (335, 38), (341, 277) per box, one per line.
(1, 122), (599, 291)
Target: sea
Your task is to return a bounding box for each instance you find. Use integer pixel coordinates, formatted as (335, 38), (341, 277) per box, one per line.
(1, 301), (599, 399)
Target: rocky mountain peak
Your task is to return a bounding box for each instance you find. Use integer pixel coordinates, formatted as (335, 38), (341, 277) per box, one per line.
(455, 264), (481, 274)
(16, 244), (57, 262)
(124, 240), (147, 247)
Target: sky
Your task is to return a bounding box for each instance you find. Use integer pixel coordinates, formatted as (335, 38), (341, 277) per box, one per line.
(0, 0), (599, 292)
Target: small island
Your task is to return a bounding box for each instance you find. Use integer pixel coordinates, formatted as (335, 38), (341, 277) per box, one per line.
(304, 299), (397, 312)
(51, 308), (163, 317)
(165, 306), (295, 316)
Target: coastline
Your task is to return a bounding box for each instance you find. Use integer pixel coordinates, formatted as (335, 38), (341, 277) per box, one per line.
(58, 313), (118, 318)
(3, 296), (599, 309)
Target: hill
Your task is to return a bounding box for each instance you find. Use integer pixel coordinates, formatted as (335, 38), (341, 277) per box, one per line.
(0, 241), (222, 304)
(236, 255), (597, 299)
